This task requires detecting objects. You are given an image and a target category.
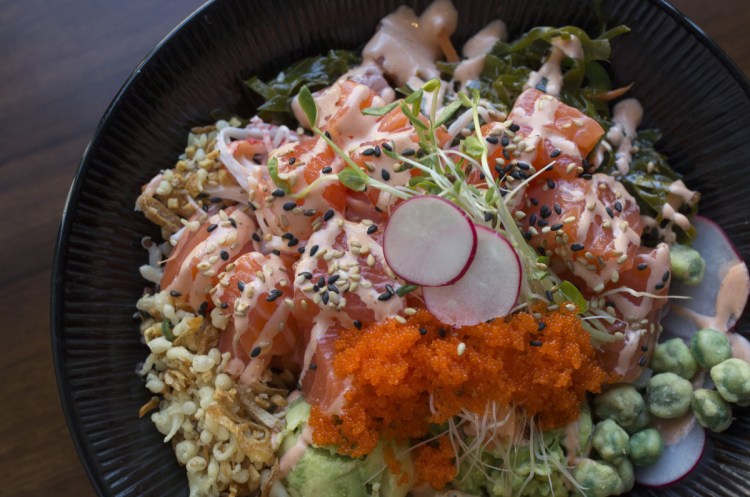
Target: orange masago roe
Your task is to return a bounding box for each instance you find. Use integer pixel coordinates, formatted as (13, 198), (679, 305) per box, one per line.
(309, 308), (610, 464)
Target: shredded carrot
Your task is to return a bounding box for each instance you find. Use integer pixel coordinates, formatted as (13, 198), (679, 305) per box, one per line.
(309, 308), (609, 460)
(413, 435), (457, 489)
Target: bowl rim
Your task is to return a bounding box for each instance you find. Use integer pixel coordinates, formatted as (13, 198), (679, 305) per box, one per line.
(50, 0), (750, 495)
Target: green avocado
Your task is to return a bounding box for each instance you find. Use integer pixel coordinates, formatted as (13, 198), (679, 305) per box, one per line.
(281, 400), (414, 497)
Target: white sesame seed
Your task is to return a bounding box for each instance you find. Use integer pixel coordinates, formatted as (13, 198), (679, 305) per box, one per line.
(457, 342), (466, 356)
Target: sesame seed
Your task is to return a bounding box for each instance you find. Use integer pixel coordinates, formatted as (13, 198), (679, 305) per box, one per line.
(321, 166), (332, 174)
(283, 201), (296, 211)
(614, 201), (623, 213)
(310, 245), (319, 256)
(639, 356), (647, 367)
(662, 271), (670, 282)
(267, 289), (283, 302)
(655, 282), (665, 290)
(377, 291), (392, 301)
(439, 328), (447, 338)
(353, 320), (362, 330)
(549, 149), (561, 158)
(551, 223), (563, 231)
(207, 223), (218, 232)
(537, 219), (549, 227)
(367, 224), (378, 235)
(272, 189), (285, 197)
(402, 148), (416, 156)
(546, 179), (556, 189)
(381, 169), (391, 181)
(323, 209), (335, 221)
(509, 123), (520, 132)
(457, 342), (467, 356)
(570, 243), (585, 252)
(529, 213), (538, 226)
(170, 290), (182, 297)
(250, 346), (261, 358)
(529, 340), (542, 347)
(237, 281), (246, 291)
(538, 322), (546, 331)
(374, 146), (382, 158)
(486, 136), (499, 144)
(220, 302), (228, 309)
(606, 207), (614, 218)
(637, 263), (648, 271)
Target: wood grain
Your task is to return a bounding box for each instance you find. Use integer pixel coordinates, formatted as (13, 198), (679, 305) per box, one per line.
(0, 1), (747, 495)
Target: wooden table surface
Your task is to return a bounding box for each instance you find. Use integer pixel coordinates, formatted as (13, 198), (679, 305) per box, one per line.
(1, 0), (748, 495)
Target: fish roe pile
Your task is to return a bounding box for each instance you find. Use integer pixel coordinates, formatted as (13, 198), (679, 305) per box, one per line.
(309, 308), (610, 461)
(413, 436), (457, 489)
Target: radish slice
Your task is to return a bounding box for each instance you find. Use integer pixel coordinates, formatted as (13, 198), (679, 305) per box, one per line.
(383, 195), (477, 287)
(423, 225), (521, 327)
(662, 216), (749, 340)
(635, 424), (706, 487)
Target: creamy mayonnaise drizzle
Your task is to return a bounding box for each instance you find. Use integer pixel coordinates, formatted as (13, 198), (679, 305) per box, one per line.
(453, 20), (507, 89)
(657, 180), (699, 232)
(526, 36), (583, 97)
(606, 98), (643, 175)
(362, 0), (458, 87)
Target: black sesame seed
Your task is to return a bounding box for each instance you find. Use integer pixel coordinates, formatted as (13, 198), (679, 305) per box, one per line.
(639, 356), (647, 367)
(321, 291), (329, 305)
(309, 363), (317, 371)
(288, 237), (299, 247)
(367, 224), (378, 235)
(238, 281), (246, 291)
(538, 322), (547, 331)
(501, 135), (510, 147)
(540, 205), (552, 219)
(323, 209), (335, 221)
(321, 166), (333, 174)
(309, 245), (319, 256)
(301, 271), (313, 279)
(582, 158), (590, 170)
(581, 173), (592, 180)
(362, 147), (374, 156)
(402, 148), (416, 156)
(641, 345), (649, 352)
(503, 149), (511, 160)
(485, 212), (494, 222)
(272, 189), (285, 197)
(297, 246), (306, 254)
(662, 271), (670, 282)
(252, 232), (261, 242)
(439, 328), (447, 338)
(517, 162), (531, 170)
(655, 282), (665, 290)
(530, 340), (543, 347)
(509, 123), (520, 132)
(549, 149), (561, 158)
(272, 249), (281, 256)
(281, 232), (293, 240)
(229, 217), (238, 229)
(554, 204), (562, 215)
(289, 157), (296, 165)
(419, 327), (428, 336)
(479, 172), (486, 180)
(170, 290), (182, 297)
(524, 230), (533, 241)
(637, 263), (648, 271)
(383, 142), (393, 152)
(328, 284), (339, 294)
(571, 243), (585, 252)
(606, 207), (615, 218)
(381, 169), (391, 181)
(530, 198), (539, 206)
(198, 301), (209, 316)
(503, 164), (514, 174)
(529, 213), (538, 226)
(220, 302), (228, 309)
(207, 223), (218, 232)
(325, 131), (332, 140)
(353, 320), (362, 330)
(546, 179), (556, 189)
(267, 289), (283, 302)
(545, 290), (554, 302)
(614, 201), (623, 213)
(210, 197), (222, 203)
(486, 136), (499, 144)
(551, 223), (563, 231)
(283, 201), (297, 211)
(374, 145), (382, 158)
(220, 250), (229, 261)
(250, 346), (261, 358)
(386, 284), (395, 296)
(537, 219), (549, 227)
(377, 291), (392, 301)
(317, 276), (326, 287)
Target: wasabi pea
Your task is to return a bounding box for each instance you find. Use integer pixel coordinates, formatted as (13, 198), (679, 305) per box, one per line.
(650, 338), (699, 379)
(669, 244), (705, 285)
(711, 358), (750, 405)
(573, 459), (623, 497)
(691, 329), (732, 369)
(592, 419), (630, 463)
(615, 458), (635, 494)
(692, 389), (733, 432)
(646, 372), (693, 419)
(628, 428), (664, 466)
(594, 384), (646, 429)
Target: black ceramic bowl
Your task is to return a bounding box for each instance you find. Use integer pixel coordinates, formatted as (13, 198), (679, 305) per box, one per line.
(52, 0), (750, 496)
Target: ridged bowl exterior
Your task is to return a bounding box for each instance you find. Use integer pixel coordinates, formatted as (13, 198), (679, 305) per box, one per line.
(52, 0), (750, 496)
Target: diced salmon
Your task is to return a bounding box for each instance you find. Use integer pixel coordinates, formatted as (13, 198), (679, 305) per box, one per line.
(213, 252), (300, 384)
(161, 207), (257, 311)
(519, 173), (643, 292)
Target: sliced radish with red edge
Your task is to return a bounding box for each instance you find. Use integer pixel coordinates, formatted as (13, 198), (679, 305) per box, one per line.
(423, 225), (521, 327)
(634, 423), (706, 487)
(662, 215), (749, 340)
(383, 195), (477, 287)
